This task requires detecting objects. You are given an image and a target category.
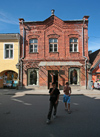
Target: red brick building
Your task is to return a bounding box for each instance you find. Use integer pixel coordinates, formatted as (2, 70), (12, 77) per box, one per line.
(19, 10), (89, 89)
(89, 49), (100, 84)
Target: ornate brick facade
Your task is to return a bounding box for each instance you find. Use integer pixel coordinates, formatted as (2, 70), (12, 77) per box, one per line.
(19, 12), (89, 89)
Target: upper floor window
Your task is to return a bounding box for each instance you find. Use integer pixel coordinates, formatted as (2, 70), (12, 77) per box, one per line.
(70, 38), (78, 52)
(49, 38), (58, 52)
(29, 39), (38, 53)
(4, 44), (13, 59)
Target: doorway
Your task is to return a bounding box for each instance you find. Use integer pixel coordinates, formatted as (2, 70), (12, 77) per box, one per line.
(48, 70), (58, 89)
(27, 68), (38, 85)
(69, 68), (80, 85)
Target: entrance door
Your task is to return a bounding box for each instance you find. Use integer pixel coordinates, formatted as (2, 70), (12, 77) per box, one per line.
(48, 70), (58, 89)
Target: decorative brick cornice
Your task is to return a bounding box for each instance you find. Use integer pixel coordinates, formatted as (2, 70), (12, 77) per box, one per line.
(68, 34), (81, 37)
(28, 34), (40, 39)
(47, 34), (60, 38)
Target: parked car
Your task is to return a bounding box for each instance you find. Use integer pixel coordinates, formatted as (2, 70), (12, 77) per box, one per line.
(94, 81), (100, 89)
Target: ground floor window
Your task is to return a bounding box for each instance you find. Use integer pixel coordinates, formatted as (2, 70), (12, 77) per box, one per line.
(69, 68), (80, 85)
(28, 68), (39, 85)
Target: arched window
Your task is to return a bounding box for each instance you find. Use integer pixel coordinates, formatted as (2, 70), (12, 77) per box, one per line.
(28, 69), (38, 85)
(30, 70), (37, 85)
(69, 68), (80, 85)
(29, 39), (38, 53)
(70, 38), (78, 52)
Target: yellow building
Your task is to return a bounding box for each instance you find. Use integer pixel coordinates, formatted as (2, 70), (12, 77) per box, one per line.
(0, 34), (20, 88)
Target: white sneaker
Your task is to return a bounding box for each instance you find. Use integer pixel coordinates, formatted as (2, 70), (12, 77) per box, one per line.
(46, 119), (50, 124)
(53, 115), (56, 119)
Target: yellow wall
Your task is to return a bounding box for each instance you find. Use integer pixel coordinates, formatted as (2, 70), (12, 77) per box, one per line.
(0, 39), (19, 74)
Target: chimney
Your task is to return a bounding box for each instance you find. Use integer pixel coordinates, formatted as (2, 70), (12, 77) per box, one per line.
(88, 50), (92, 55)
(19, 18), (25, 23)
(51, 9), (55, 15)
(83, 16), (89, 21)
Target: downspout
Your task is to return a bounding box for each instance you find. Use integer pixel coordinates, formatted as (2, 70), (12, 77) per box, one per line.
(17, 33), (20, 82)
(20, 20), (25, 87)
(82, 18), (88, 89)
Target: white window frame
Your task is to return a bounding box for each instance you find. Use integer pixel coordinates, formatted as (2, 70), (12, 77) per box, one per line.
(49, 38), (58, 52)
(70, 38), (78, 52)
(3, 43), (14, 59)
(29, 39), (38, 53)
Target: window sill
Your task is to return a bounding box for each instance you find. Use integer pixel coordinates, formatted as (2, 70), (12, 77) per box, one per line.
(4, 58), (13, 59)
(70, 52), (80, 53)
(49, 52), (59, 53)
(29, 52), (39, 54)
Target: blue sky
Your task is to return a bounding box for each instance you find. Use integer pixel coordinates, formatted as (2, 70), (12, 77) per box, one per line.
(0, 0), (100, 52)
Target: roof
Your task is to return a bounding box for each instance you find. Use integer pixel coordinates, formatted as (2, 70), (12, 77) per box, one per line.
(89, 49), (100, 64)
(19, 15), (89, 24)
(0, 33), (20, 40)
(90, 59), (100, 72)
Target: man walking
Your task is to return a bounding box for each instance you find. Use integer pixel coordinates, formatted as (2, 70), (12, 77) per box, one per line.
(46, 82), (60, 124)
(63, 82), (71, 114)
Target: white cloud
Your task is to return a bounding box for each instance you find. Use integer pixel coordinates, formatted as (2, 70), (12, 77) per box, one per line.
(0, 11), (18, 25)
(88, 39), (100, 51)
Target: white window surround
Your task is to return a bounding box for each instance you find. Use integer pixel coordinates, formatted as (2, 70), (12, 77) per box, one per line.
(49, 38), (58, 52)
(3, 43), (14, 60)
(29, 39), (38, 53)
(30, 44), (38, 53)
(70, 38), (78, 52)
(28, 68), (39, 86)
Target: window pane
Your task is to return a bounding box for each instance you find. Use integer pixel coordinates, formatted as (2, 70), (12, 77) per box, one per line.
(49, 39), (53, 43)
(54, 47), (57, 52)
(54, 44), (57, 52)
(29, 39), (34, 43)
(10, 45), (13, 48)
(34, 45), (37, 52)
(5, 45), (9, 49)
(70, 44), (73, 52)
(30, 39), (38, 43)
(49, 38), (58, 43)
(5, 50), (9, 58)
(70, 38), (73, 43)
(74, 38), (78, 43)
(10, 50), (13, 58)
(54, 39), (57, 43)
(74, 44), (77, 52)
(34, 39), (38, 43)
(50, 44), (53, 52)
(34, 48), (37, 52)
(34, 45), (37, 48)
(30, 45), (33, 52)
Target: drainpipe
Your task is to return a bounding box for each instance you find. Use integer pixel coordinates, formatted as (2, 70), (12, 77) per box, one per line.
(82, 18), (88, 89)
(17, 33), (20, 82)
(19, 20), (25, 87)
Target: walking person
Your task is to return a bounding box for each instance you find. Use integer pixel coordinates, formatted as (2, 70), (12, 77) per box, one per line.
(63, 82), (71, 114)
(46, 82), (60, 124)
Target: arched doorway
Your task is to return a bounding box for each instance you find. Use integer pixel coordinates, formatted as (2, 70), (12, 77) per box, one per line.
(0, 70), (18, 88)
(30, 70), (37, 85)
(28, 68), (39, 85)
(69, 68), (80, 85)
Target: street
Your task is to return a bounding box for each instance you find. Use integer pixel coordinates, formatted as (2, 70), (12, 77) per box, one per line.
(0, 91), (100, 137)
